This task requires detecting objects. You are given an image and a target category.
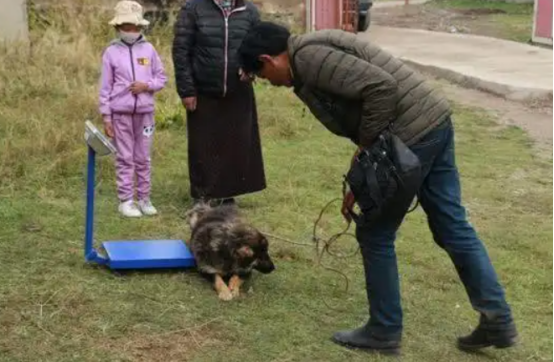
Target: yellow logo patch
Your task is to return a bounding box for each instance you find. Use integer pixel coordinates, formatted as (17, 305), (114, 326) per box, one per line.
(137, 58), (150, 66)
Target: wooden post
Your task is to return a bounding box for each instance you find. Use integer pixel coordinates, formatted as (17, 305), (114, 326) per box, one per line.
(0, 0), (29, 42)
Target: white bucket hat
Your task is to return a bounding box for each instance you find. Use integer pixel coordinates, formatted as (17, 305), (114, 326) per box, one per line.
(109, 0), (150, 27)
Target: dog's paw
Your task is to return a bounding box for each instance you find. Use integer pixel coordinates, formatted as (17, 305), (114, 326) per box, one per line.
(230, 288), (240, 298)
(218, 289), (233, 302)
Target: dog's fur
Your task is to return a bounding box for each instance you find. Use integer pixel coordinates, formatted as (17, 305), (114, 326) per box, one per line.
(187, 203), (275, 301)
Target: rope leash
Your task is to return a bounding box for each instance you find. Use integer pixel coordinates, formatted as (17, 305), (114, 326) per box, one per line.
(263, 198), (360, 311)
(312, 198), (359, 310)
(264, 194), (419, 311)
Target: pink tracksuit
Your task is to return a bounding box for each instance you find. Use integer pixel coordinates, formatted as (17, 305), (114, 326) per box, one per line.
(99, 38), (167, 201)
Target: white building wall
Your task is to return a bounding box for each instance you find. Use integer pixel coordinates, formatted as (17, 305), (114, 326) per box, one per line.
(0, 0), (29, 42)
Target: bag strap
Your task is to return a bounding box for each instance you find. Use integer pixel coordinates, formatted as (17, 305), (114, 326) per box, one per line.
(363, 158), (383, 207)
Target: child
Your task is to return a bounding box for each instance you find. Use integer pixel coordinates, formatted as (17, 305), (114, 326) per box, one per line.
(99, 0), (167, 217)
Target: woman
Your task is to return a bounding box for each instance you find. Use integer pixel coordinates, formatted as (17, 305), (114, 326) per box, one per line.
(172, 0), (266, 205)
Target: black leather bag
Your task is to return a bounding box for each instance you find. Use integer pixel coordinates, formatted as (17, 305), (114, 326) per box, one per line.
(345, 130), (422, 225)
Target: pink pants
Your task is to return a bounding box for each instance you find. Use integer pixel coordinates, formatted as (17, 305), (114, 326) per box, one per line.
(112, 113), (155, 201)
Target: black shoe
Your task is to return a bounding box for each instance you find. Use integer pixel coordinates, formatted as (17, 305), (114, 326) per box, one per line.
(457, 322), (518, 351)
(332, 325), (401, 355)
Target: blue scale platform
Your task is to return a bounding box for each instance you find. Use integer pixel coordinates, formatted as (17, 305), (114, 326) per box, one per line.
(102, 239), (196, 270)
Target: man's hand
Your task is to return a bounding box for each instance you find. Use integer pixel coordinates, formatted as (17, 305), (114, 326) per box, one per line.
(239, 68), (254, 82)
(351, 147), (363, 167)
(182, 96), (197, 112)
(341, 190), (355, 223)
(104, 122), (114, 138)
(342, 147), (363, 222)
(130, 82), (149, 94)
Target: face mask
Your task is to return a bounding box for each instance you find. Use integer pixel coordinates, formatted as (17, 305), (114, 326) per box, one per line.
(119, 31), (141, 44)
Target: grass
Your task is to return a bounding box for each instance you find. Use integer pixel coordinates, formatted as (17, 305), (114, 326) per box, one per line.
(429, 0), (534, 42)
(0, 1), (552, 361)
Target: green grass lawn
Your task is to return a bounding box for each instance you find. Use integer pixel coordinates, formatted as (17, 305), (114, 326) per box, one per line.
(1, 85), (552, 362)
(0, 2), (552, 361)
(431, 0), (533, 13)
(429, 0), (534, 42)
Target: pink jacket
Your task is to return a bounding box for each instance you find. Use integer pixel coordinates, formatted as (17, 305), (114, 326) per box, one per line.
(99, 38), (167, 116)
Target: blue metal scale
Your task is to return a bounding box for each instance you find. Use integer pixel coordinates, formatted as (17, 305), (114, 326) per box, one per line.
(84, 121), (196, 270)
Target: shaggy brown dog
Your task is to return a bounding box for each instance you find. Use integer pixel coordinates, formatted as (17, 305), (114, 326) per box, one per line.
(187, 203), (275, 301)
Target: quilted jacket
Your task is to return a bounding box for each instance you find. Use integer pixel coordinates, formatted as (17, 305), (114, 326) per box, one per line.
(289, 30), (452, 147)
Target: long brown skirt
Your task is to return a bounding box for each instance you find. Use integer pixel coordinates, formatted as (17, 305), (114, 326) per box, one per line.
(186, 84), (266, 200)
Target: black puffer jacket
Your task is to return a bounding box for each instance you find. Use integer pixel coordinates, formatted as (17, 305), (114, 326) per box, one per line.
(172, 0), (260, 98)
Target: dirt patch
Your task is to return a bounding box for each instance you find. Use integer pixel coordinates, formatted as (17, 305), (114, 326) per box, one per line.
(434, 79), (553, 156)
(100, 324), (223, 362)
(372, 4), (533, 42)
(0, 287), (224, 361)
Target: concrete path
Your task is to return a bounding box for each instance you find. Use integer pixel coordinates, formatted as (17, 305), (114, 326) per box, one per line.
(361, 26), (553, 102)
(372, 0), (429, 9)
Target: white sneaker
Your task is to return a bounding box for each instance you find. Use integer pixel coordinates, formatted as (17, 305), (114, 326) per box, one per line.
(118, 200), (142, 218)
(138, 199), (158, 216)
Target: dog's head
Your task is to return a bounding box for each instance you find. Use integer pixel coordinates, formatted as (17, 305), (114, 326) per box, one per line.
(233, 226), (275, 274)
(186, 202), (212, 230)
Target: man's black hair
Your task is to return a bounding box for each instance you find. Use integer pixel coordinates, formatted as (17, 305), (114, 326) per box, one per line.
(239, 21), (291, 74)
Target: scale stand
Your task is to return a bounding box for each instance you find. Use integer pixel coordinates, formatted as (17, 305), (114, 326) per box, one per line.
(84, 121), (195, 270)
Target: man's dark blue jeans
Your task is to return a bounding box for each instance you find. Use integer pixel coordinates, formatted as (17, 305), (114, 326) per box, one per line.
(356, 118), (513, 338)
